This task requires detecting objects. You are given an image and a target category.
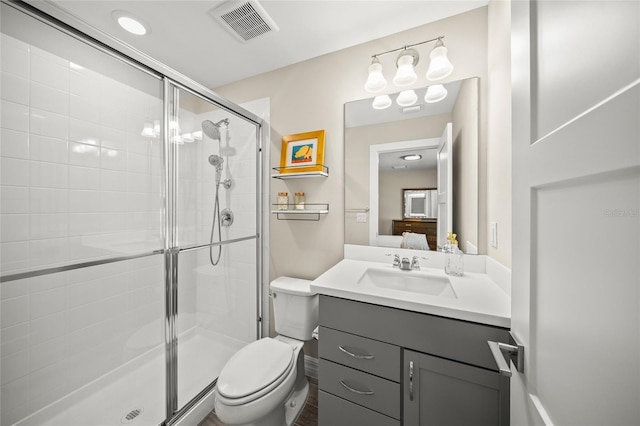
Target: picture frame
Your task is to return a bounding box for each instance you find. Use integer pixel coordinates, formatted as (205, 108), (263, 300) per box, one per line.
(279, 130), (325, 174)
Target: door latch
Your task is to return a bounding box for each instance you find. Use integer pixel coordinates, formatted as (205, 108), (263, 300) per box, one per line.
(487, 331), (524, 377)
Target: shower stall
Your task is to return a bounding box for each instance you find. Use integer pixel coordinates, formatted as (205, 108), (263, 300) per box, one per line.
(0, 2), (265, 425)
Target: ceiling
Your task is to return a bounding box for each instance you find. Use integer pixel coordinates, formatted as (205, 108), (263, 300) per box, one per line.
(33, 0), (488, 89)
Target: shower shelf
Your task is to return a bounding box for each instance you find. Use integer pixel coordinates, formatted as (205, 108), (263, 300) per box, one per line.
(271, 165), (329, 179)
(271, 204), (329, 221)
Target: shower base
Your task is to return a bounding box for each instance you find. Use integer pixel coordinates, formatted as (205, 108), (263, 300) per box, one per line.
(16, 328), (246, 426)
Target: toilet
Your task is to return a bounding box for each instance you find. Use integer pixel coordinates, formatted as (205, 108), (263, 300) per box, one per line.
(214, 277), (318, 426)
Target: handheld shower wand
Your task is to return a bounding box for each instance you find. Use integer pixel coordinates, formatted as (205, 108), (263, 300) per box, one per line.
(203, 119), (233, 266)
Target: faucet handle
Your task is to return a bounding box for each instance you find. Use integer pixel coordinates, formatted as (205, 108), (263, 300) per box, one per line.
(411, 255), (428, 270)
(386, 253), (401, 268)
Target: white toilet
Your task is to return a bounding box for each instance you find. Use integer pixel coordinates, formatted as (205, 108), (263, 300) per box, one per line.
(214, 277), (318, 426)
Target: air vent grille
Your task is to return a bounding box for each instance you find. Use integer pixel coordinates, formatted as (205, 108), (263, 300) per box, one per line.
(212, 0), (279, 43)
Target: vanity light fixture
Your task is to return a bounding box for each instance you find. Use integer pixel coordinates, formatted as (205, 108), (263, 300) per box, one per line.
(364, 36), (454, 95)
(372, 94), (392, 110)
(364, 57), (387, 93)
(392, 48), (419, 87)
(112, 10), (150, 36)
(396, 89), (418, 107)
(402, 154), (422, 161)
(424, 84), (448, 103)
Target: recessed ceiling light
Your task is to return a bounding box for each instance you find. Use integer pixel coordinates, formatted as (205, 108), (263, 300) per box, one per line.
(112, 10), (150, 36)
(402, 154), (422, 161)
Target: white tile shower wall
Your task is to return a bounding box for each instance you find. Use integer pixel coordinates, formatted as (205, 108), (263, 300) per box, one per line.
(0, 33), (165, 425)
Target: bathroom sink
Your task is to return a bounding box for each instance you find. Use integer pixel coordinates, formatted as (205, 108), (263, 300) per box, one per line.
(357, 267), (457, 298)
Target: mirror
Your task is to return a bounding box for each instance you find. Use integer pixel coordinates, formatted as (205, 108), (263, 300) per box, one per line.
(403, 189), (437, 219)
(344, 77), (479, 253)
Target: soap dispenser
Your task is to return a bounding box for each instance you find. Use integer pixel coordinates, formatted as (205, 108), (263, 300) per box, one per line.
(444, 232), (464, 276)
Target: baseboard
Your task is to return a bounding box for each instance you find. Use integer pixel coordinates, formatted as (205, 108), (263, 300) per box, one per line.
(304, 355), (318, 380)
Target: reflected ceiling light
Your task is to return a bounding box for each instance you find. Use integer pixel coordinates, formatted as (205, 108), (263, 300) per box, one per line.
(112, 10), (150, 36)
(402, 154), (422, 161)
(424, 84), (448, 103)
(372, 94), (392, 110)
(141, 121), (155, 138)
(392, 48), (418, 87)
(396, 89), (417, 107)
(364, 57), (387, 93)
(182, 133), (195, 143)
(192, 131), (203, 140)
(426, 38), (454, 81)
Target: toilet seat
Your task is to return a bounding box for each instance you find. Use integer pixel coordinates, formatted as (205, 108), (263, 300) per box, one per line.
(217, 338), (294, 405)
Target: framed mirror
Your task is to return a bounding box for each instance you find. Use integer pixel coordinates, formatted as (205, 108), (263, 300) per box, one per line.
(403, 189), (437, 219)
(344, 77), (479, 253)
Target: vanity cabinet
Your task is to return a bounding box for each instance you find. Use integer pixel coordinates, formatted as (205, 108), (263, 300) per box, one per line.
(318, 295), (510, 426)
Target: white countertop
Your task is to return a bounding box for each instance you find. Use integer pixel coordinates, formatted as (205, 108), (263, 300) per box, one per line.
(310, 247), (511, 328)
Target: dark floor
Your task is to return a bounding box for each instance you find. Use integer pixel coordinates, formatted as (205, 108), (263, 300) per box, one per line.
(198, 378), (318, 426)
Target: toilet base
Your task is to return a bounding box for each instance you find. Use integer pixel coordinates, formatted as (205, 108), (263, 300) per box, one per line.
(284, 373), (309, 426)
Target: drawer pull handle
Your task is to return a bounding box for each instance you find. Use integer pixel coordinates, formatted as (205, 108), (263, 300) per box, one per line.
(409, 360), (414, 401)
(338, 345), (375, 360)
(339, 379), (375, 396)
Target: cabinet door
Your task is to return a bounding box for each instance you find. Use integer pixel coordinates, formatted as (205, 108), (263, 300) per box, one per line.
(403, 349), (509, 426)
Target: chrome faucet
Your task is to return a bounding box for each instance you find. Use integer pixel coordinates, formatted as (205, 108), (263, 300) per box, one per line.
(400, 257), (411, 270)
(388, 253), (426, 271)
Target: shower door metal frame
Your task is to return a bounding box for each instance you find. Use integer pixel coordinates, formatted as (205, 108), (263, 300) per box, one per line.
(1, 1), (267, 425)
(163, 78), (265, 423)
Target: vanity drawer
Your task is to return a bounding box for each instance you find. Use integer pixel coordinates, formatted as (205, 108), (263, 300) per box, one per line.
(318, 390), (399, 426)
(320, 295), (510, 371)
(319, 326), (400, 381)
(319, 359), (400, 419)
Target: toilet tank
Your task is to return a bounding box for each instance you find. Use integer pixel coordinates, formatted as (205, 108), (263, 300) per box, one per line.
(270, 277), (319, 340)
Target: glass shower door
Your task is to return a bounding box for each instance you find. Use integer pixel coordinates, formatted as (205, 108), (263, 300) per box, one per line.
(0, 3), (166, 425)
(168, 85), (261, 411)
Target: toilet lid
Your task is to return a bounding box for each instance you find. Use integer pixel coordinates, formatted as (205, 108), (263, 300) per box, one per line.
(217, 338), (294, 400)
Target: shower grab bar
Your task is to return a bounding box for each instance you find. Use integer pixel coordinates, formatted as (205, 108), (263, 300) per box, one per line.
(345, 208), (370, 212)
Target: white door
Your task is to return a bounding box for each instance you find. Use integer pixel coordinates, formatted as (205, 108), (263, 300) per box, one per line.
(436, 123), (453, 249)
(511, 1), (639, 425)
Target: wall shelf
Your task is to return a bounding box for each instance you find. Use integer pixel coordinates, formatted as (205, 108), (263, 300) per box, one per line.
(271, 204), (329, 221)
(271, 165), (329, 179)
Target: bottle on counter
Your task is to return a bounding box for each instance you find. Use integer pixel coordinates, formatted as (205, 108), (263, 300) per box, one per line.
(444, 232), (464, 276)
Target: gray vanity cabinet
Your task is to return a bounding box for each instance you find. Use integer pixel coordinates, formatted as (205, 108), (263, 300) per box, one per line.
(403, 349), (508, 425)
(317, 295), (510, 426)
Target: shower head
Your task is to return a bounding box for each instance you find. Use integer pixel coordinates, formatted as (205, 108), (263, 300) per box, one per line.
(201, 118), (230, 141)
(208, 154), (224, 169)
(201, 120), (221, 140)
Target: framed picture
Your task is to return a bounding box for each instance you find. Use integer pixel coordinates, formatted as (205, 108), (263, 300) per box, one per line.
(279, 130), (325, 173)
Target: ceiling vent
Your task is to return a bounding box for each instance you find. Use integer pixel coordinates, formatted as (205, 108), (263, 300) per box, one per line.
(211, 0), (279, 43)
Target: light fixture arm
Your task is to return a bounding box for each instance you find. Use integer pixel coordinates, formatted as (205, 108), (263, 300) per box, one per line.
(370, 36), (445, 60)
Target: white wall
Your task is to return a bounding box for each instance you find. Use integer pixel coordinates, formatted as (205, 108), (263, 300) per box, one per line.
(487, 0), (512, 267)
(216, 6), (494, 282)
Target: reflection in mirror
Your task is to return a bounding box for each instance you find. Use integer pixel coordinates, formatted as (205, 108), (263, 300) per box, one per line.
(345, 78), (479, 254)
(403, 189), (437, 219)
